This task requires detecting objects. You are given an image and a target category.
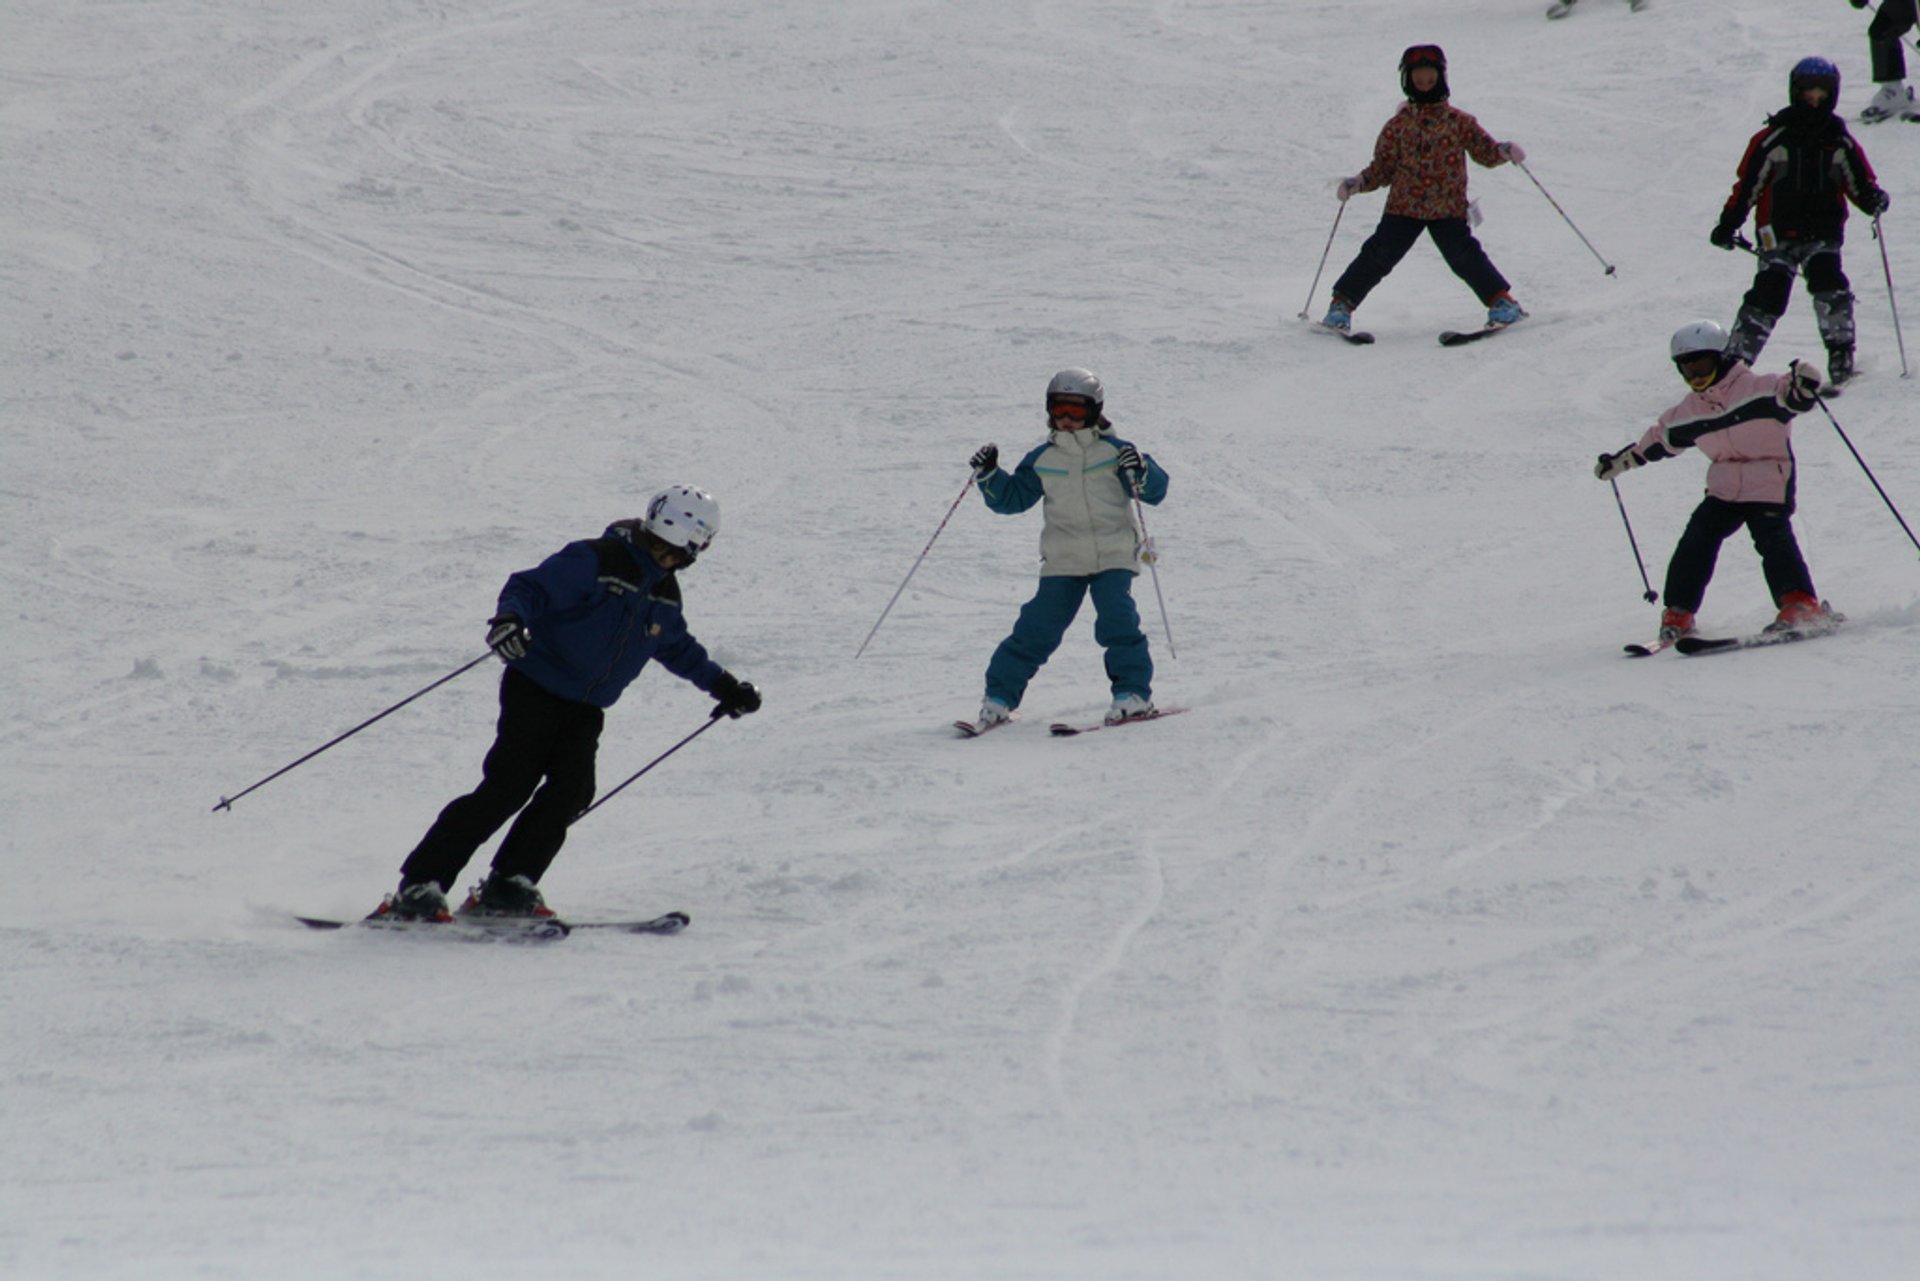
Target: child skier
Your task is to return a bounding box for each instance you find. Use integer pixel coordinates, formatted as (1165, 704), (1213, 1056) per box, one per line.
(967, 369), (1169, 729)
(1320, 44), (1528, 336)
(1594, 321), (1831, 642)
(377, 486), (761, 922)
(1711, 56), (1891, 387)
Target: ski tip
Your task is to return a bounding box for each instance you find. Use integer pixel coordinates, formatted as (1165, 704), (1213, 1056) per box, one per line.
(1048, 723), (1081, 737)
(295, 915), (347, 930)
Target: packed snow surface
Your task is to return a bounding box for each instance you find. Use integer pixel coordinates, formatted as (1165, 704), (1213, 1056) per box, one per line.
(5, 1), (1917, 1277)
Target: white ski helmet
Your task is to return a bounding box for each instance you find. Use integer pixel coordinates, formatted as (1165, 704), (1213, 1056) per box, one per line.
(1669, 320), (1732, 390)
(643, 484), (720, 562)
(1669, 320), (1730, 362)
(1046, 367), (1104, 415)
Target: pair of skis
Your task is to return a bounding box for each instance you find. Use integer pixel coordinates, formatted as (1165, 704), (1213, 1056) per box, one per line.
(296, 910), (690, 943)
(1310, 318), (1521, 347)
(954, 707), (1187, 739)
(1624, 615), (1843, 658)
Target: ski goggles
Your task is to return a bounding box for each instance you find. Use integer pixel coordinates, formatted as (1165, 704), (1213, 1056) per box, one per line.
(1401, 44), (1444, 71)
(1047, 396), (1094, 422)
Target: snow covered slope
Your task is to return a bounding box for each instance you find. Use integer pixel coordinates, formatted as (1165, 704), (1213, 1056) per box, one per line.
(4, 1), (1916, 1277)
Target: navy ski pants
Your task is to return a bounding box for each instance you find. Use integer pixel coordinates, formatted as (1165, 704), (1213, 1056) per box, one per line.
(1331, 214), (1511, 308)
(1662, 496), (1815, 615)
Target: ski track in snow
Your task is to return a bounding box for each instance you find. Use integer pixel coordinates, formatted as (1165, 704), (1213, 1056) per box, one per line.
(6, 1), (1920, 1278)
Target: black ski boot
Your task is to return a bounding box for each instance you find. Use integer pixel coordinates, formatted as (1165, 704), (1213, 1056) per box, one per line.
(462, 872), (555, 918)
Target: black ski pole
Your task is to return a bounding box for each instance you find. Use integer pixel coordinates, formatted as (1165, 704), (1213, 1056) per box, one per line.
(571, 714), (724, 823)
(1296, 199), (1348, 320)
(855, 473), (975, 658)
(1812, 391), (1920, 559)
(1513, 158), (1616, 276)
(1609, 478), (1660, 603)
(214, 651), (495, 811)
(1871, 213), (1911, 379)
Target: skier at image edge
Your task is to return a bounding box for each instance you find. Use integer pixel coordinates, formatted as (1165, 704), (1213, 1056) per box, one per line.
(1320, 44), (1528, 336)
(376, 485), (762, 923)
(1852, 0), (1919, 123)
(967, 369), (1170, 730)
(1594, 321), (1833, 643)
(1711, 56), (1891, 387)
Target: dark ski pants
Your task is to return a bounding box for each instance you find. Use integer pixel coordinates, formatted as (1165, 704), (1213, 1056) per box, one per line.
(1663, 496), (1815, 615)
(1331, 214), (1511, 308)
(985, 569), (1151, 710)
(1870, 0), (1916, 84)
(400, 666), (604, 893)
(1730, 241), (1852, 361)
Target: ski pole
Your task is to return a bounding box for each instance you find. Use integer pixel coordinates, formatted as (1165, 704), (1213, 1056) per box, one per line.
(1871, 213), (1911, 378)
(854, 473), (976, 658)
(1130, 481), (1178, 659)
(1512, 158), (1616, 276)
(1812, 391), (1920, 559)
(213, 651), (495, 812)
(1609, 478), (1660, 603)
(1296, 199), (1348, 320)
(571, 714), (723, 824)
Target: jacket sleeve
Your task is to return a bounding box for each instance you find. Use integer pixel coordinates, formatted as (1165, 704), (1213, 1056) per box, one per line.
(1839, 134), (1882, 212)
(1719, 127), (1770, 227)
(980, 444), (1046, 514)
(652, 619), (724, 692)
(497, 541), (598, 624)
(1458, 110), (1505, 168)
(1352, 113), (1402, 194)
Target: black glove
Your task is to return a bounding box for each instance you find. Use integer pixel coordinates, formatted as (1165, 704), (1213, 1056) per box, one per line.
(1852, 0), (1870, 9)
(1594, 447), (1645, 482)
(1114, 444), (1146, 485)
(1866, 187), (1891, 216)
(969, 444), (999, 477)
(709, 671), (761, 719)
(1783, 359), (1822, 412)
(1709, 220), (1738, 251)
(486, 613), (529, 660)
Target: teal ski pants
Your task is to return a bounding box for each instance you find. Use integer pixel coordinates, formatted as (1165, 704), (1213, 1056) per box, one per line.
(984, 569), (1152, 710)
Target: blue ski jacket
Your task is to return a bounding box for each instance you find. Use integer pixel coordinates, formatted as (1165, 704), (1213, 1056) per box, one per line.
(495, 521), (724, 709)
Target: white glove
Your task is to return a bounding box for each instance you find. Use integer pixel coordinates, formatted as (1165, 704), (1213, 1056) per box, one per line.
(1336, 176), (1360, 202)
(1594, 448), (1645, 482)
(1497, 141), (1526, 164)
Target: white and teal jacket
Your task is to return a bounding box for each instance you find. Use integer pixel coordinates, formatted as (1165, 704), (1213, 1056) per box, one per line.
(978, 423), (1169, 577)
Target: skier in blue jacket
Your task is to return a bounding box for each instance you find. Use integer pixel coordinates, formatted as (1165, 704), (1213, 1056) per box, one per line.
(377, 486), (761, 922)
(967, 369), (1169, 729)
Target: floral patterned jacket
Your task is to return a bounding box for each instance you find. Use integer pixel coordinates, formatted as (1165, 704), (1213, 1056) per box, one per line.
(1352, 101), (1508, 221)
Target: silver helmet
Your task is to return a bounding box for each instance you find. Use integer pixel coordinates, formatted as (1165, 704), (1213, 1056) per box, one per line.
(1046, 367), (1104, 416)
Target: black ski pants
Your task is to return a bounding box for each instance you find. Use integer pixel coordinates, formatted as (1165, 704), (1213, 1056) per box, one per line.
(1870, 0), (1916, 85)
(1331, 213), (1510, 308)
(1663, 496), (1814, 615)
(399, 666), (604, 893)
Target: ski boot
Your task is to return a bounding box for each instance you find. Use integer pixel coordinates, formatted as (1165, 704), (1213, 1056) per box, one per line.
(1104, 694), (1156, 726)
(462, 872), (556, 919)
(372, 880), (453, 923)
(1322, 294), (1355, 334)
(1658, 608), (1696, 643)
(1486, 293), (1527, 327)
(1764, 592), (1832, 634)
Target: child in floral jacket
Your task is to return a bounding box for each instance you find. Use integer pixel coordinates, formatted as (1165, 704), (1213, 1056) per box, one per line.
(1321, 45), (1527, 335)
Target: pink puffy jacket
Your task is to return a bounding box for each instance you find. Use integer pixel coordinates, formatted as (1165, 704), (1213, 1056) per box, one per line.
(1634, 364), (1801, 506)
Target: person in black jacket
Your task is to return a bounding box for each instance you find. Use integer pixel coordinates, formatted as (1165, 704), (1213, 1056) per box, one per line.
(1712, 57), (1890, 387)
